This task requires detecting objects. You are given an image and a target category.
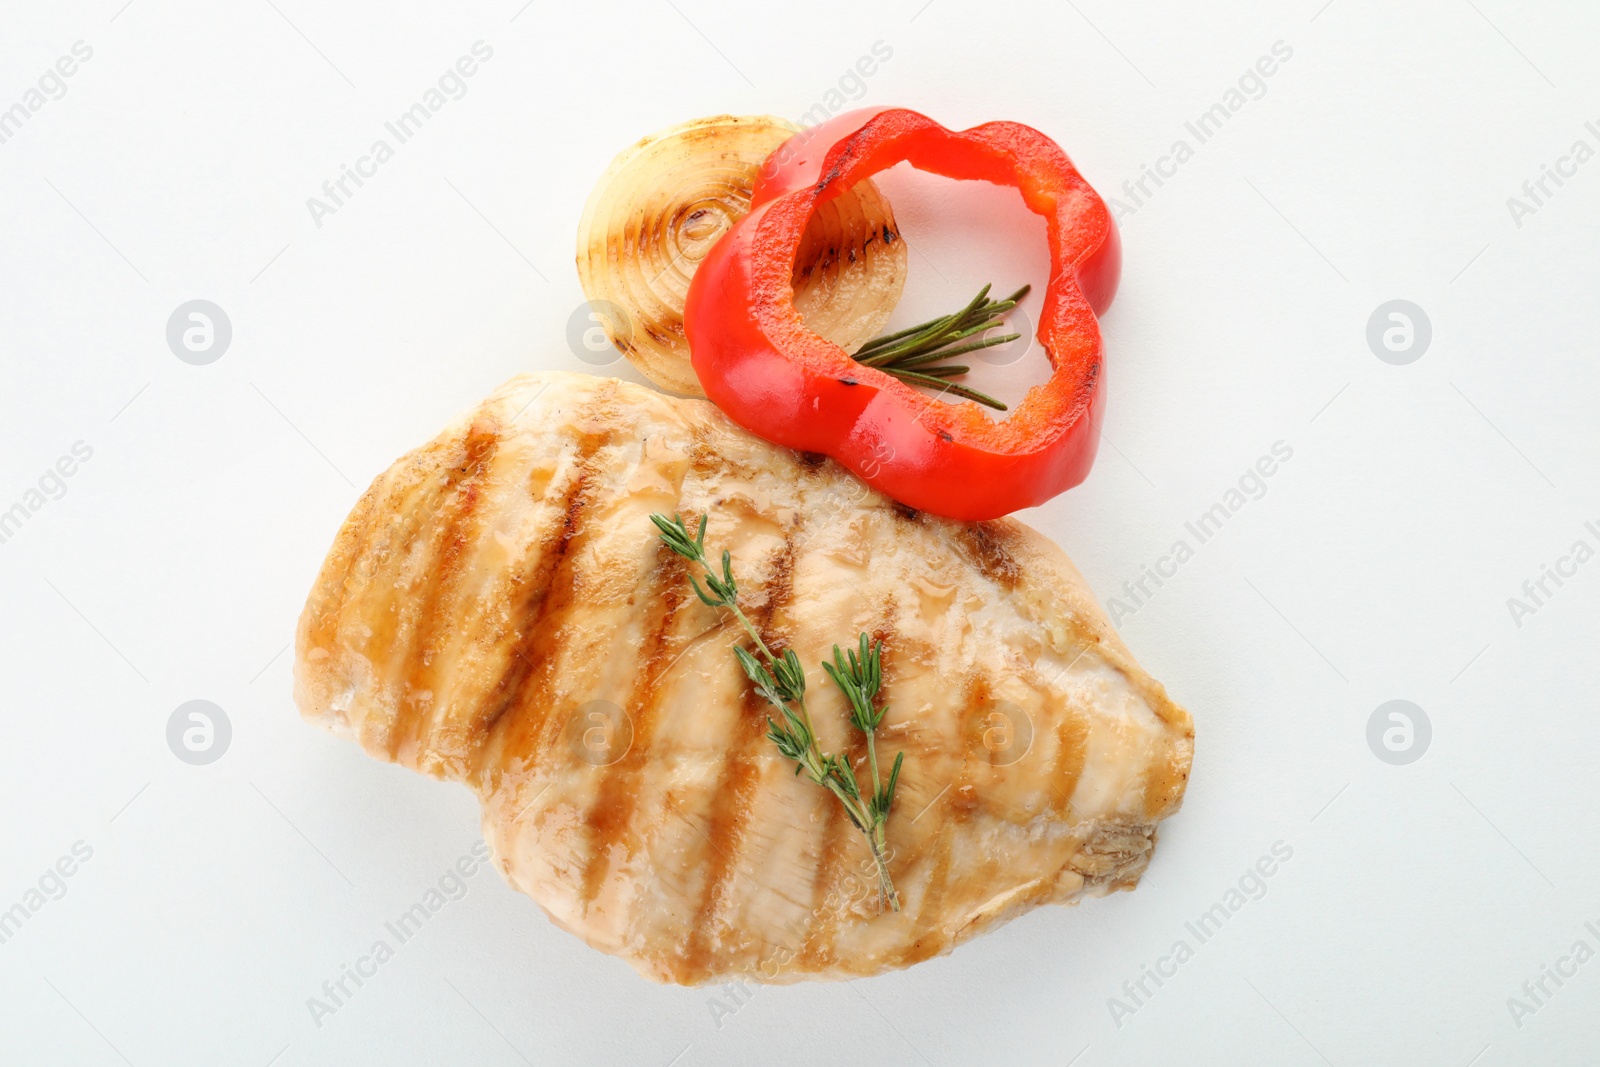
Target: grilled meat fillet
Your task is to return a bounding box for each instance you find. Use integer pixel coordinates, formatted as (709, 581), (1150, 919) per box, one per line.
(294, 372), (1193, 984)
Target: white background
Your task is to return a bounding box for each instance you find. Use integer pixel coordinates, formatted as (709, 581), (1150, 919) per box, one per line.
(2, 0), (1598, 1064)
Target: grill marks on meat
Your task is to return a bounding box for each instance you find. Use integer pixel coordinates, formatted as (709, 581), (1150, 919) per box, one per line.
(295, 372), (1193, 984)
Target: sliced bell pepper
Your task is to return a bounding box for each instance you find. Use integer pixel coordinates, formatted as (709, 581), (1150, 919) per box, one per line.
(683, 107), (1120, 522)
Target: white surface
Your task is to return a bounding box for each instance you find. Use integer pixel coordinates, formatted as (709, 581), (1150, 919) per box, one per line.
(2, 1), (1597, 1064)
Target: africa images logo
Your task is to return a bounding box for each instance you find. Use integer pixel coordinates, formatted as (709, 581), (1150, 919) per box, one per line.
(1107, 841), (1294, 1027)
(1504, 520), (1600, 629)
(0, 441), (93, 548)
(0, 41), (94, 148)
(305, 42), (495, 228)
(1108, 41), (1294, 220)
(1504, 119), (1600, 229)
(1106, 441), (1293, 626)
(305, 841), (494, 1028)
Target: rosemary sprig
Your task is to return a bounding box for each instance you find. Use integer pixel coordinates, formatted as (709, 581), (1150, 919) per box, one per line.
(650, 512), (905, 912)
(851, 283), (1031, 412)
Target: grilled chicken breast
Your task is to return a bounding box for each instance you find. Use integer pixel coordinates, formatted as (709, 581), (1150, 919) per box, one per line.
(295, 372), (1193, 984)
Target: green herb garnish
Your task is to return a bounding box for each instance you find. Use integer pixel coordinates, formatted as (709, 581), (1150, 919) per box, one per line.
(851, 283), (1031, 411)
(651, 512), (905, 911)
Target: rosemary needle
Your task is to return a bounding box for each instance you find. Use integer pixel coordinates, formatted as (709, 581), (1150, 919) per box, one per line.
(851, 284), (1030, 411)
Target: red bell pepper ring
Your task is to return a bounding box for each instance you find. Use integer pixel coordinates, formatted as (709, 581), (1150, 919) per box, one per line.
(683, 107), (1120, 522)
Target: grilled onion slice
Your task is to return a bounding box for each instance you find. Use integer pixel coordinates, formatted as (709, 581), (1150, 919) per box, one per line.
(576, 114), (907, 396)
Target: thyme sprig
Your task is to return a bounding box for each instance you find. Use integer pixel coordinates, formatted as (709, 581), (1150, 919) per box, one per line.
(851, 283), (1031, 411)
(651, 512), (904, 911)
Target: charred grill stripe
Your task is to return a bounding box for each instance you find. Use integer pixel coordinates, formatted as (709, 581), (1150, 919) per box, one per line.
(683, 528), (798, 979)
(390, 424), (501, 762)
(958, 521), (1023, 591)
(470, 462), (589, 761)
(899, 676), (986, 965)
(577, 562), (686, 908)
(578, 434), (710, 909)
(522, 465), (620, 766)
(800, 610), (892, 968)
(917, 827), (960, 928)
(680, 692), (765, 983)
(472, 386), (619, 775)
(498, 469), (597, 764)
(797, 799), (848, 971)
(305, 473), (384, 654)
(899, 816), (956, 969)
(350, 449), (464, 683)
(797, 722), (868, 972)
(1050, 710), (1090, 818)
